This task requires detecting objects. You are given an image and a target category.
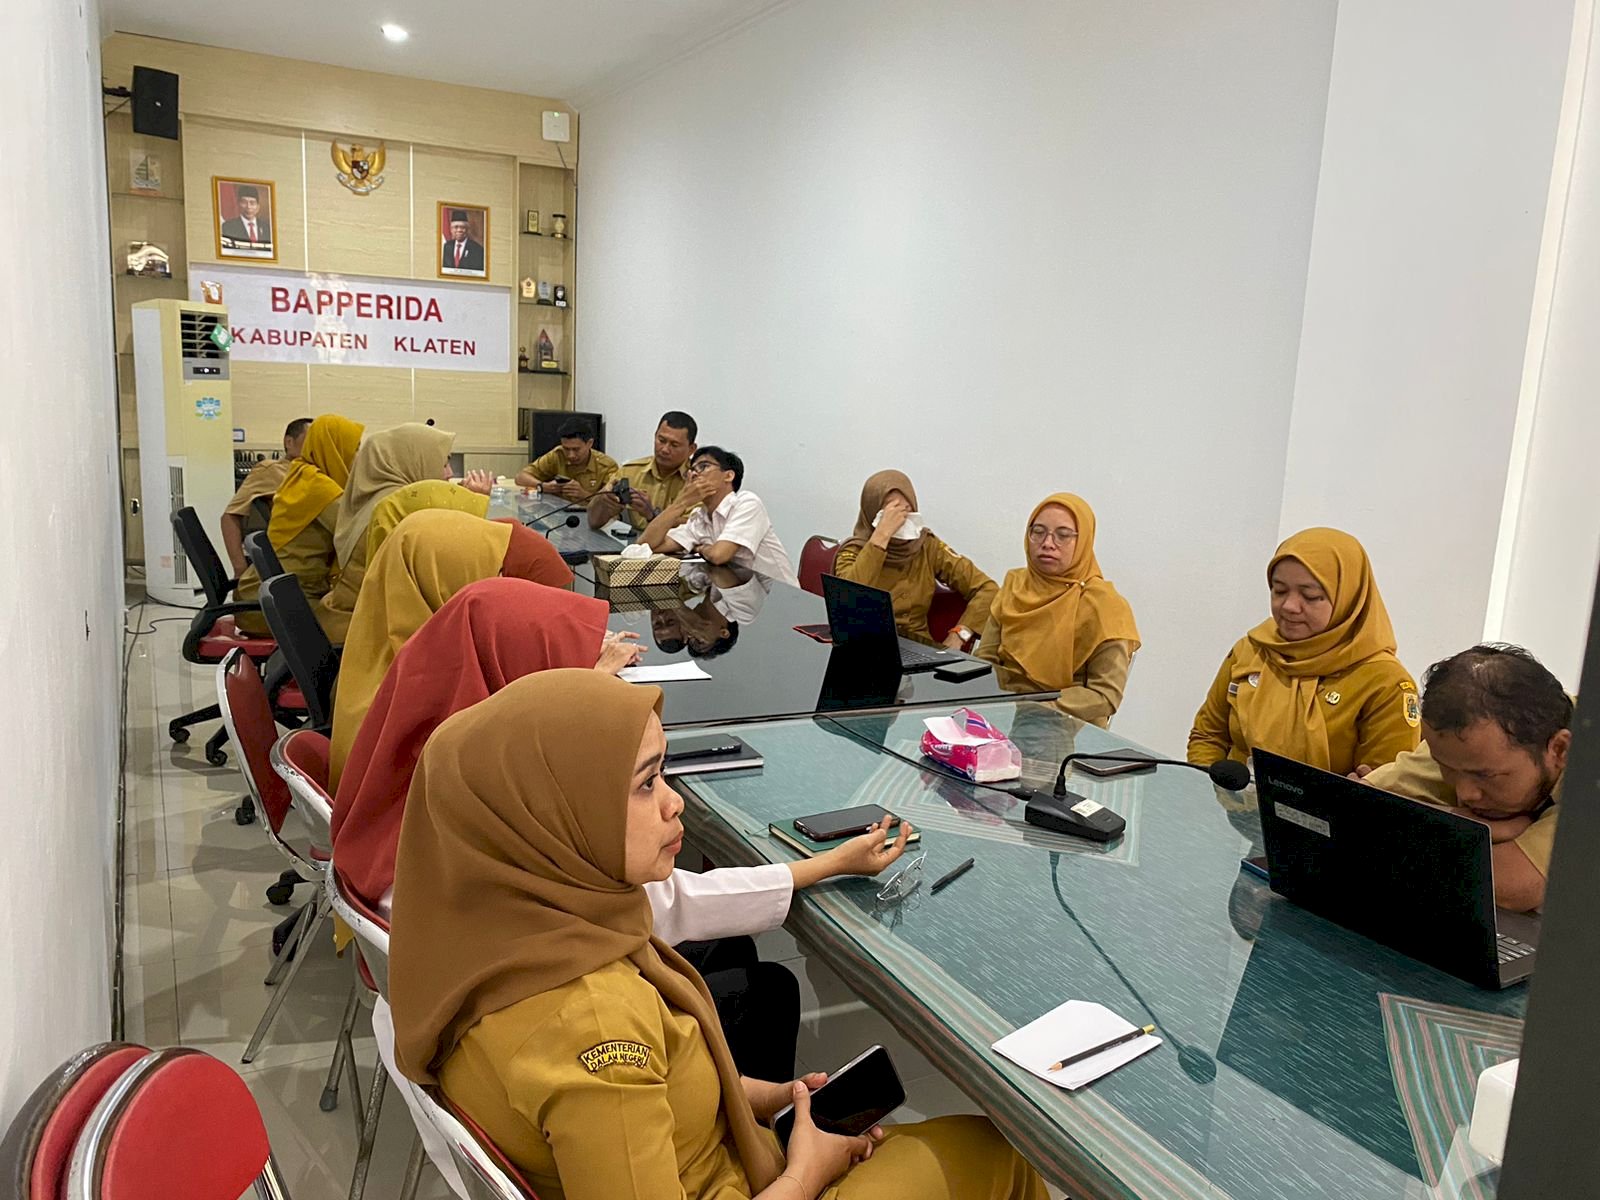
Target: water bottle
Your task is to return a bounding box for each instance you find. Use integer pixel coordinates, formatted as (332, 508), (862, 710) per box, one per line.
(488, 483), (512, 520)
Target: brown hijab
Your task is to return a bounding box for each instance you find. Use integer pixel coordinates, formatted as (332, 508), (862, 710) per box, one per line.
(839, 469), (929, 564)
(387, 669), (783, 1192)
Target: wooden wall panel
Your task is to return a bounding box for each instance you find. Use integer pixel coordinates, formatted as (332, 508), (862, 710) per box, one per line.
(182, 119), (308, 273)
(304, 132), (413, 278)
(308, 365), (414, 430)
(415, 371), (516, 447)
(231, 363), (310, 443)
(412, 147), (516, 289)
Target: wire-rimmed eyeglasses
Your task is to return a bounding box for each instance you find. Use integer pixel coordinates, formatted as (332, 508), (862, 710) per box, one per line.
(875, 853), (926, 904)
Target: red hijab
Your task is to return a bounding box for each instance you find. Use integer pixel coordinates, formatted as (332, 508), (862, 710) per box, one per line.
(330, 576), (609, 907)
(496, 519), (575, 588)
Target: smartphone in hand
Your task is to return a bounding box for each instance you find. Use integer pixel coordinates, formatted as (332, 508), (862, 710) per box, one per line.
(772, 1045), (905, 1147)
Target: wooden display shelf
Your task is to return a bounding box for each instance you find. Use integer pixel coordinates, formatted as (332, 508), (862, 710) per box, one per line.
(518, 299), (571, 309)
(518, 368), (569, 377)
(111, 191), (185, 202)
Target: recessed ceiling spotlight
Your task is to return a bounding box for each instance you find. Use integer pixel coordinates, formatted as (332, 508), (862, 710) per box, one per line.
(380, 23), (409, 42)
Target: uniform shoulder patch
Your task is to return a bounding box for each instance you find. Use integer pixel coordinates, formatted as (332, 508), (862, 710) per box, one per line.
(1402, 690), (1421, 728)
(579, 1040), (653, 1073)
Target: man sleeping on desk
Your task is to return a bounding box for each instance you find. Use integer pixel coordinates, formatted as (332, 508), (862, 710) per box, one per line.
(1355, 644), (1569, 914)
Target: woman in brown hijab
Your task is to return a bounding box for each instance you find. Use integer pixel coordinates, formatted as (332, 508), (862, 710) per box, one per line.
(833, 470), (996, 649)
(389, 670), (1045, 1200)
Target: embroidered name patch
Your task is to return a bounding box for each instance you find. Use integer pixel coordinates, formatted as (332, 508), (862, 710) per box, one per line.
(579, 1041), (652, 1073)
(1403, 691), (1421, 728)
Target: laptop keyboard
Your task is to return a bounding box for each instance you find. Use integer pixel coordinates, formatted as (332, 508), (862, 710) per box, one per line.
(1496, 933), (1536, 964)
(900, 644), (952, 669)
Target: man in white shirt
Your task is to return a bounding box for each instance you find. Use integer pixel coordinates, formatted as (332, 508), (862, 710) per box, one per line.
(636, 445), (800, 586)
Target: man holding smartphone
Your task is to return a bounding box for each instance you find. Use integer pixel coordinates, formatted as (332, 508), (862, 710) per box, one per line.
(515, 417), (617, 499)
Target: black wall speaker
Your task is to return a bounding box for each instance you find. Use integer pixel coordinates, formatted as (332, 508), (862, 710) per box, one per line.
(131, 67), (180, 140)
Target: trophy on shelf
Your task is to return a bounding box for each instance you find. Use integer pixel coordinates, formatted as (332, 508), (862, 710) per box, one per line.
(518, 346), (531, 373)
(525, 209), (540, 235)
(536, 329), (558, 370)
(126, 241), (171, 277)
(537, 280), (553, 305)
(554, 284), (568, 308)
(520, 277), (537, 299)
(551, 213), (568, 239)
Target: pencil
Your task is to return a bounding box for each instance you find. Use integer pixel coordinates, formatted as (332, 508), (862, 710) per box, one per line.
(1046, 1024), (1157, 1073)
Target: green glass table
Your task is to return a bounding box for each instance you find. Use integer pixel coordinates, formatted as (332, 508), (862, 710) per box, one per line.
(672, 700), (1525, 1200)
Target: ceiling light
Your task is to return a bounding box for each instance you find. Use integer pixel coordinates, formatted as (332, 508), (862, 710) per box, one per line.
(380, 23), (409, 42)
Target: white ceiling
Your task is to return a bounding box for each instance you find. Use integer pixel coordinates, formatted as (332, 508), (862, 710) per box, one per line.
(106, 0), (783, 107)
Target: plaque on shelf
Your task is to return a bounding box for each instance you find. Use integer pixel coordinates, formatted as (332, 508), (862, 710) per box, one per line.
(554, 284), (568, 308)
(520, 277), (537, 299)
(126, 241), (171, 277)
(518, 345), (531, 372)
(551, 213), (568, 239)
(199, 280), (224, 305)
(525, 209), (540, 235)
(536, 329), (557, 370)
(537, 280), (553, 305)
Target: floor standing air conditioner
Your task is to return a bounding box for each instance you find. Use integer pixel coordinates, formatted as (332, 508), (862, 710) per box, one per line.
(132, 299), (233, 605)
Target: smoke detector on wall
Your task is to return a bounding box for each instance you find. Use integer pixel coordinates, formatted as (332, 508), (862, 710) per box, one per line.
(542, 111), (572, 143)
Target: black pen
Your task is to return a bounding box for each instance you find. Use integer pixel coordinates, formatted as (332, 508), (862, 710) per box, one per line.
(930, 857), (975, 894)
(1047, 1024), (1157, 1073)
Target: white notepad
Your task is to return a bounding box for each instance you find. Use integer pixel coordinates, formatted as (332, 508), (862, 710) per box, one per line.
(619, 662), (712, 683)
(991, 1000), (1161, 1090)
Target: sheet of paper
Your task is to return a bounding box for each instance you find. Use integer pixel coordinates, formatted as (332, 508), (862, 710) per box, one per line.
(619, 662), (712, 683)
(991, 1000), (1161, 1090)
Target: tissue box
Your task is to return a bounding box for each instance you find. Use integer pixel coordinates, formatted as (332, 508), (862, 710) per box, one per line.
(591, 553), (685, 588)
(594, 580), (691, 613)
(920, 708), (1023, 782)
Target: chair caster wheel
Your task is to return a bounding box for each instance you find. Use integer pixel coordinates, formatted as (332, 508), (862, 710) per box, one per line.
(266, 882), (295, 906)
(169, 724), (190, 744)
(319, 1087), (340, 1112)
(234, 800), (256, 826)
(205, 746), (228, 767)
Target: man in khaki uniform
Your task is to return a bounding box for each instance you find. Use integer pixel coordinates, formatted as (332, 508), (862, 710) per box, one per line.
(514, 417), (617, 500)
(1358, 643), (1570, 913)
(219, 417), (310, 576)
(587, 410), (698, 533)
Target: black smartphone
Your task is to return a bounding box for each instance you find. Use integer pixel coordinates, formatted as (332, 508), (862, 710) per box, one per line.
(793, 805), (897, 842)
(663, 734), (743, 763)
(1240, 855), (1270, 881)
(1073, 751), (1159, 778)
(552, 475), (572, 483)
(934, 659), (991, 682)
(772, 1045), (905, 1147)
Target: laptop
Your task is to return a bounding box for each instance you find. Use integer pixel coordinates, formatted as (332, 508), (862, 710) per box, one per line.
(1252, 749), (1539, 990)
(820, 574), (967, 673)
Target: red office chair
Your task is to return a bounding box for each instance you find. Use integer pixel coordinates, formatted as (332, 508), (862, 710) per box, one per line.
(65, 1047), (292, 1199)
(400, 1078), (541, 1200)
(0, 1042), (149, 1200)
(169, 507), (279, 766)
(798, 535), (840, 597)
(927, 584), (967, 645)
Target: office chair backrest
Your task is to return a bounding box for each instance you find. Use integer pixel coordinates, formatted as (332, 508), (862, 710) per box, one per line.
(66, 1048), (287, 1200)
(926, 585), (966, 645)
(0, 1042), (149, 1200)
(171, 507), (233, 607)
(216, 648), (294, 833)
(272, 729), (335, 841)
(243, 530), (284, 580)
(798, 535), (840, 597)
(258, 575), (339, 730)
(328, 866), (392, 998)
(249, 494), (274, 532)
(402, 1079), (539, 1199)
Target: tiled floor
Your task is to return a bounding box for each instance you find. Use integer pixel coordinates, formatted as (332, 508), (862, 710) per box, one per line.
(122, 594), (1059, 1199)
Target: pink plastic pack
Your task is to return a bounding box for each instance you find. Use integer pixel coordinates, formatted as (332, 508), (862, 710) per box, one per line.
(919, 708), (1023, 783)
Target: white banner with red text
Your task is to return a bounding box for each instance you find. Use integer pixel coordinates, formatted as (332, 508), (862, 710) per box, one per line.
(190, 265), (510, 372)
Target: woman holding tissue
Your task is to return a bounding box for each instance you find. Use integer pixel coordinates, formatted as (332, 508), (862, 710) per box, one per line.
(833, 470), (996, 649)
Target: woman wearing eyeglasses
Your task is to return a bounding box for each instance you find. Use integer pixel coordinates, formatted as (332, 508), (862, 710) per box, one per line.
(833, 470), (997, 650)
(976, 494), (1140, 727)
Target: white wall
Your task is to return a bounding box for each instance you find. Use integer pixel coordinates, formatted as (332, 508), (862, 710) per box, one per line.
(1490, 2), (1600, 688)
(1279, 0), (1576, 682)
(0, 0), (122, 1129)
(578, 0), (1339, 751)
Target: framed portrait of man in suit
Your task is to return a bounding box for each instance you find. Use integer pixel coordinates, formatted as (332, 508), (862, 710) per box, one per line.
(437, 201), (490, 280)
(213, 177), (278, 263)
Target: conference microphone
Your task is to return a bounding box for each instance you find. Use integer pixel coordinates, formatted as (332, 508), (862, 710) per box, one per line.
(1052, 753), (1250, 797)
(1022, 753), (1250, 844)
(532, 511), (582, 532)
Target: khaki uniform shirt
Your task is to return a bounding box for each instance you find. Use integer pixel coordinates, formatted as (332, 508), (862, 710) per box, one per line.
(1364, 742), (1560, 875)
(522, 447), (618, 497)
(605, 455), (691, 532)
(977, 633), (1135, 728)
(232, 501), (340, 635)
(833, 537), (997, 646)
(1187, 644), (1420, 777)
(225, 459), (291, 530)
